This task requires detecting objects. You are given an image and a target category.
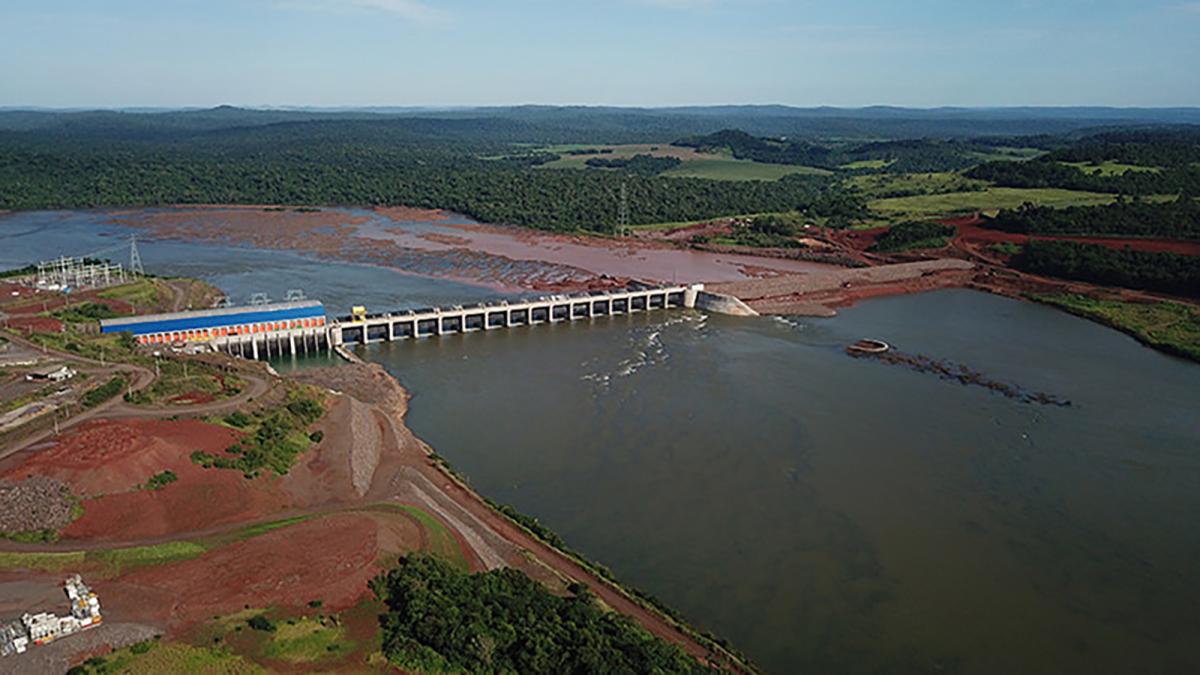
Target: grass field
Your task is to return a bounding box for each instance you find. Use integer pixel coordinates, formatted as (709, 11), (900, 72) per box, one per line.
(537, 143), (711, 170)
(369, 503), (468, 571)
(91, 541), (208, 575)
(260, 617), (350, 663)
(97, 278), (168, 309)
(73, 641), (264, 675)
(1061, 160), (1163, 176)
(1030, 294), (1200, 362)
(0, 516), (316, 574)
(848, 171), (988, 199)
(0, 550), (85, 572)
(126, 358), (245, 406)
(869, 187), (1115, 220)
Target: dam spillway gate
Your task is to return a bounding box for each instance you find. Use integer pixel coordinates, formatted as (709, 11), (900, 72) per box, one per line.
(330, 284), (702, 347)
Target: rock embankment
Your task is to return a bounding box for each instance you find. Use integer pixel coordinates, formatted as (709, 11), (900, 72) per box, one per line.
(710, 259), (975, 315)
(0, 476), (75, 535)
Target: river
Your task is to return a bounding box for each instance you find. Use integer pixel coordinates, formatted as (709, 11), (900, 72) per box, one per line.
(3, 210), (1199, 674)
(365, 290), (1200, 675)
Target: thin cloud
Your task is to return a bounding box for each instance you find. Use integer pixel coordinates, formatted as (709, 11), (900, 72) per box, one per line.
(274, 0), (446, 23)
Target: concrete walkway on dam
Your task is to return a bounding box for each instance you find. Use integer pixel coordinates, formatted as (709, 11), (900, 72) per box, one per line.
(710, 259), (976, 316)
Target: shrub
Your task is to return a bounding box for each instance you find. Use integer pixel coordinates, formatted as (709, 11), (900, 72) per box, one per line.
(130, 640), (154, 655)
(82, 377), (125, 408)
(142, 470), (178, 491)
(247, 615), (276, 632)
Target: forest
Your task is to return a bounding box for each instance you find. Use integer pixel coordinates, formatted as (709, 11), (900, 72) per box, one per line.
(0, 138), (857, 232)
(371, 555), (714, 674)
(1015, 240), (1200, 297)
(966, 158), (1200, 195)
(967, 128), (1200, 195)
(3, 108), (1200, 235)
(987, 196), (1200, 239)
(673, 129), (1003, 173)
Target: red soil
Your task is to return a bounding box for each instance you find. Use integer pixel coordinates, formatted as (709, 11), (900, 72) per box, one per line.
(107, 514), (385, 628)
(1, 418), (291, 542)
(832, 225), (888, 252)
(0, 286), (134, 317)
(3, 419), (236, 495)
(4, 316), (63, 333)
(944, 214), (1200, 255)
(61, 474), (289, 542)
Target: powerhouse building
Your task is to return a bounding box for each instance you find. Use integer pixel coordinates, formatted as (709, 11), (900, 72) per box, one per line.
(99, 300), (326, 346)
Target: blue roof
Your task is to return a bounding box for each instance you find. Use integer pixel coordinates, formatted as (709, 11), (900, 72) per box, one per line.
(100, 303), (325, 336)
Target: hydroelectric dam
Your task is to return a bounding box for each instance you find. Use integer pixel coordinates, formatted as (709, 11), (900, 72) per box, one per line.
(100, 283), (734, 360)
(332, 284), (704, 348)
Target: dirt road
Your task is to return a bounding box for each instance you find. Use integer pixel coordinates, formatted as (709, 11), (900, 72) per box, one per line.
(0, 333), (269, 461)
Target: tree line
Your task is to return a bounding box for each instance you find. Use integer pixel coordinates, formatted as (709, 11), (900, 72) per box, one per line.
(584, 154), (682, 175)
(966, 159), (1200, 196)
(673, 129), (997, 173)
(987, 196), (1200, 239)
(1015, 240), (1200, 297)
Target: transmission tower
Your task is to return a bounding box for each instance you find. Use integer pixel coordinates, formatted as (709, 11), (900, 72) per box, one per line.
(129, 235), (144, 276)
(617, 180), (630, 235)
(285, 289), (306, 302)
(249, 292), (270, 306)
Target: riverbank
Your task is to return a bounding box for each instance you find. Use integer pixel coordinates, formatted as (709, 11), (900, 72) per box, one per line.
(286, 360), (753, 672)
(0, 348), (745, 672)
(105, 205), (836, 294)
(1024, 293), (1200, 362)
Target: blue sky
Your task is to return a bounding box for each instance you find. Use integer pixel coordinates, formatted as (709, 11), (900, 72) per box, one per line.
(2, 0), (1198, 107)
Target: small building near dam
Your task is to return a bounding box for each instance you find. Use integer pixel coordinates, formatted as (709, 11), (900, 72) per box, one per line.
(100, 300), (327, 348)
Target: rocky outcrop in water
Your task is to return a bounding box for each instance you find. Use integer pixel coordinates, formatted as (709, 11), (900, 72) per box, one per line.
(849, 348), (1071, 406)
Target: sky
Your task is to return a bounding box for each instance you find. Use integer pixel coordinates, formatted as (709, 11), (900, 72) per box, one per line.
(1, 0), (1198, 108)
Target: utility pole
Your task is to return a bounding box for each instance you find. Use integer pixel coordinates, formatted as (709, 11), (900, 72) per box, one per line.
(618, 180), (630, 236)
(129, 235), (144, 276)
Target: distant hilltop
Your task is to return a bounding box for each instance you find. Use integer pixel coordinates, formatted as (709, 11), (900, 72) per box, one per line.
(2, 105), (1199, 140)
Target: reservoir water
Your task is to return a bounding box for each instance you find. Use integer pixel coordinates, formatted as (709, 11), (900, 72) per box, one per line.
(4, 210), (1199, 674)
(365, 290), (1200, 675)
